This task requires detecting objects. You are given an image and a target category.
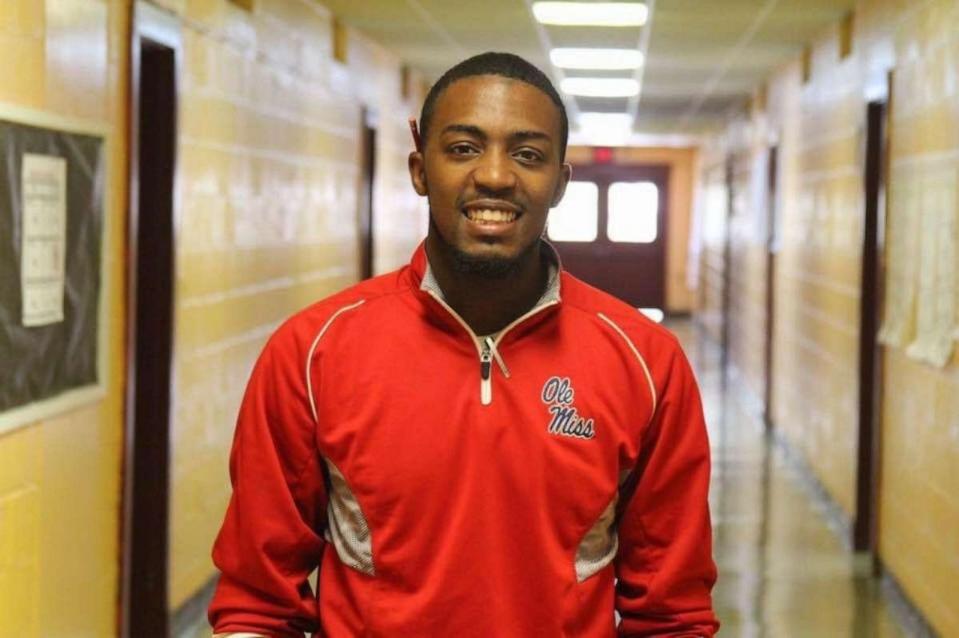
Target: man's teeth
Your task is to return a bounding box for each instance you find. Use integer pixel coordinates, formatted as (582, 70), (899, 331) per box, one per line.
(466, 209), (517, 223)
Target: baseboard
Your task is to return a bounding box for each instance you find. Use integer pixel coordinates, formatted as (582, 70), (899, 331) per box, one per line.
(171, 575), (218, 638)
(767, 426), (854, 549)
(879, 564), (942, 637)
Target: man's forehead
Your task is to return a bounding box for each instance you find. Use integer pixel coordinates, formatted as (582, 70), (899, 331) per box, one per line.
(432, 75), (560, 135)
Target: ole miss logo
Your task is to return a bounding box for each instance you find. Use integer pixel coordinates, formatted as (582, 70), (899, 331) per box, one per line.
(541, 376), (595, 440)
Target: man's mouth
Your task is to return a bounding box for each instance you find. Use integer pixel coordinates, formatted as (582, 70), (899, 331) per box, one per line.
(461, 200), (522, 225)
(464, 208), (518, 224)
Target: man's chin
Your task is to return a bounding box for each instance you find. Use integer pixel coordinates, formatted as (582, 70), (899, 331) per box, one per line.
(449, 246), (520, 279)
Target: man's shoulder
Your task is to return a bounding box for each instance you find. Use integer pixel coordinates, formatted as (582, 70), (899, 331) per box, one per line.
(559, 271), (681, 352)
(265, 266), (413, 356)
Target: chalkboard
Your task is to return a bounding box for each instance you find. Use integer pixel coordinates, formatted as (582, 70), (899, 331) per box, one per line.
(0, 118), (105, 417)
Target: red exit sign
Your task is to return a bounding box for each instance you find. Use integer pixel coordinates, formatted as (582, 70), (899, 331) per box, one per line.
(592, 147), (614, 164)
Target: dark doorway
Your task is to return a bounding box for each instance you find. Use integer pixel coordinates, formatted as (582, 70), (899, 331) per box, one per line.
(549, 163), (669, 309)
(763, 146), (778, 429)
(358, 109), (376, 279)
(720, 156), (734, 386)
(121, 10), (178, 637)
(853, 99), (887, 554)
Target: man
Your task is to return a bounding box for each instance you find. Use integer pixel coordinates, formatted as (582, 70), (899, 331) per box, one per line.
(209, 52), (718, 637)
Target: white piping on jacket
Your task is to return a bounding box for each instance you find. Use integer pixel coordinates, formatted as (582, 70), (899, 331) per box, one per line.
(305, 299), (366, 423)
(596, 313), (658, 424)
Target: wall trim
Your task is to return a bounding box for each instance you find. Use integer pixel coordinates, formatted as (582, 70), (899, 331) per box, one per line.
(171, 576), (218, 638)
(767, 426), (854, 550)
(879, 567), (941, 637)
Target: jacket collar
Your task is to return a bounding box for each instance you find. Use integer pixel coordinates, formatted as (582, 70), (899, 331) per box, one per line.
(411, 239), (563, 307)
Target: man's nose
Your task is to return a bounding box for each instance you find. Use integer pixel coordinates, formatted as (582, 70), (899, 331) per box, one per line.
(472, 150), (517, 192)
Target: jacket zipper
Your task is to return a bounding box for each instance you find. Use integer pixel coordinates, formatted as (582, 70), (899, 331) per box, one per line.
(423, 289), (558, 406)
(480, 345), (493, 405)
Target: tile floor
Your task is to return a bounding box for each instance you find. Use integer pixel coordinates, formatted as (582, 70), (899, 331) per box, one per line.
(677, 320), (908, 637)
(183, 320), (911, 638)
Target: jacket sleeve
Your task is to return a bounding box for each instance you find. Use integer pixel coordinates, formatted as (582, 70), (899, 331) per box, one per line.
(615, 344), (719, 637)
(208, 332), (328, 638)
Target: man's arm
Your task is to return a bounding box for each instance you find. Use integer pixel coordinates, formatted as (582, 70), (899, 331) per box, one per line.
(615, 345), (718, 637)
(208, 333), (327, 638)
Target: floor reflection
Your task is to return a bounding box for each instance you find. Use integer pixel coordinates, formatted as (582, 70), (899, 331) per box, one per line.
(672, 319), (906, 637)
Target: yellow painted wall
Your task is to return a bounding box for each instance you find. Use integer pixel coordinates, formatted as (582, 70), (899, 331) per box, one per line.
(871, 1), (959, 634)
(695, 147), (728, 344)
(0, 1), (129, 636)
(565, 145), (698, 314)
(697, 0), (959, 633)
(145, 0), (428, 613)
(769, 48), (863, 520)
(726, 134), (770, 408)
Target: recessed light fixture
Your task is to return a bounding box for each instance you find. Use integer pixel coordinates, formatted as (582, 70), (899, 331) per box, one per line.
(532, 2), (648, 27)
(561, 78), (639, 97)
(550, 48), (644, 70)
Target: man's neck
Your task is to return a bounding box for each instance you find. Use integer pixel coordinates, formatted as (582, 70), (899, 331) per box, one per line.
(425, 236), (548, 336)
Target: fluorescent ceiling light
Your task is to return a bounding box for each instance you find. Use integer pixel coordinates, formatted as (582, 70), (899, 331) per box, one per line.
(577, 112), (634, 130)
(576, 112), (634, 146)
(550, 48), (644, 70)
(561, 77), (639, 97)
(532, 2), (648, 27)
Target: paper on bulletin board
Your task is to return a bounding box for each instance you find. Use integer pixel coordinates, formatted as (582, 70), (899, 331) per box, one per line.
(878, 165), (919, 348)
(21, 153), (67, 327)
(905, 162), (956, 367)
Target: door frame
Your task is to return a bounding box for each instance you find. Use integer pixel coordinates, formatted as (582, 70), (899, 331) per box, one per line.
(853, 97), (888, 555)
(358, 107), (377, 279)
(120, 4), (181, 636)
(763, 145), (779, 429)
(720, 155), (734, 386)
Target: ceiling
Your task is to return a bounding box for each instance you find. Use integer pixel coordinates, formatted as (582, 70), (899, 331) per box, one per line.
(319, 0), (856, 144)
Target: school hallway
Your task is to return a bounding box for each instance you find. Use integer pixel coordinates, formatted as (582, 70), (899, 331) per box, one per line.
(2, 1), (958, 636)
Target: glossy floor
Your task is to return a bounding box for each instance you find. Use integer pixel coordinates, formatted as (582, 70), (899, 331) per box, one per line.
(676, 320), (909, 637)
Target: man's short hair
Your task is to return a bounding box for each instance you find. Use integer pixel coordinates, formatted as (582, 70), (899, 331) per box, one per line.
(418, 52), (569, 162)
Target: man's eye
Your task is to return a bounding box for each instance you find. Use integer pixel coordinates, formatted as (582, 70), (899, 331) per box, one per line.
(449, 144), (478, 155)
(514, 149), (544, 163)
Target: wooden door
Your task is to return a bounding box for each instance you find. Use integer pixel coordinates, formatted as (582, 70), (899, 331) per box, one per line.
(548, 163), (669, 309)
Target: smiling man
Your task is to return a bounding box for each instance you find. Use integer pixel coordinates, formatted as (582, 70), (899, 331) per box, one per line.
(209, 53), (718, 637)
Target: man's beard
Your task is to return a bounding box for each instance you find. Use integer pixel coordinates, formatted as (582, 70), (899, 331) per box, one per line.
(428, 214), (539, 279)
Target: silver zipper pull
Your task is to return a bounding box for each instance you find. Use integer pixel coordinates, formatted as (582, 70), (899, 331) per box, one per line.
(480, 347), (493, 405)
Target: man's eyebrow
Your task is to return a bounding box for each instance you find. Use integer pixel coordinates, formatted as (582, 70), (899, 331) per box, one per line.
(510, 130), (552, 145)
(439, 125), (552, 145)
(441, 123), (487, 139)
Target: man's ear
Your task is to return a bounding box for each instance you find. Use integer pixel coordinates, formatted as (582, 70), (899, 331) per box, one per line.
(408, 151), (428, 196)
(550, 162), (573, 207)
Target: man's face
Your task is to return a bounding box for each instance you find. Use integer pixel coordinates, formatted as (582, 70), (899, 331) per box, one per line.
(410, 75), (571, 275)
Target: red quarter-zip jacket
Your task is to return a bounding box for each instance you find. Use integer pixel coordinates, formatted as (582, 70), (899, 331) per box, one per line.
(209, 243), (718, 637)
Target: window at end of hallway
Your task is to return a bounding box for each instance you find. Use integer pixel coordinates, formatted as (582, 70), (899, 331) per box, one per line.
(548, 181), (599, 242)
(608, 181), (658, 243)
